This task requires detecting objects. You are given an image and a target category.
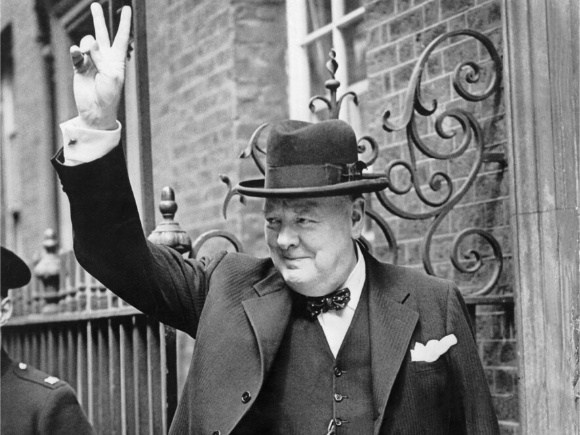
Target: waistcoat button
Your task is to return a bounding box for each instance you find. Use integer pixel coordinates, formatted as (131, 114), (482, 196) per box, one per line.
(212, 431), (220, 435)
(334, 367), (342, 377)
(241, 391), (252, 403)
(334, 393), (344, 402)
(335, 418), (343, 426)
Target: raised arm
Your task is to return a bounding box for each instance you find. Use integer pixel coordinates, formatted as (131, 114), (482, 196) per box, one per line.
(53, 3), (215, 337)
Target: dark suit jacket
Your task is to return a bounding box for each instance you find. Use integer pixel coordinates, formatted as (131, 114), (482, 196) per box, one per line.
(53, 146), (499, 434)
(1, 348), (94, 435)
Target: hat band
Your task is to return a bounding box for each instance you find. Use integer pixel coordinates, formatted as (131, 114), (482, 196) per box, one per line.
(265, 163), (363, 189)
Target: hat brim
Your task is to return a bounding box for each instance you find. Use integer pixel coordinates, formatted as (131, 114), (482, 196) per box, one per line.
(236, 177), (389, 198)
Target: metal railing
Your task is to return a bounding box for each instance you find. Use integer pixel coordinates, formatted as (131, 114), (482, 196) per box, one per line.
(3, 229), (177, 434)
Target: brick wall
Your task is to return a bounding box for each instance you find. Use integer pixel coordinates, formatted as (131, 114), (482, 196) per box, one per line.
(146, 0), (238, 239)
(362, 0), (517, 432)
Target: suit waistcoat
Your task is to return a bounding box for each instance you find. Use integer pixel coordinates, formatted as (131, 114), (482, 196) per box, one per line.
(234, 284), (374, 435)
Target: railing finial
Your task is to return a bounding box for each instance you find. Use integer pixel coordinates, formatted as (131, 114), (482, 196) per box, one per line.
(148, 187), (192, 255)
(34, 229), (61, 313)
(309, 49), (359, 120)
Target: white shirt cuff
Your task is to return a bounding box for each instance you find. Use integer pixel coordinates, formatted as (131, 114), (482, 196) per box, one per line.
(60, 117), (122, 166)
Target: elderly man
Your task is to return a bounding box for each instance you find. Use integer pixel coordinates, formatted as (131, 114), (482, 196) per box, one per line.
(1, 247), (94, 435)
(51, 3), (499, 434)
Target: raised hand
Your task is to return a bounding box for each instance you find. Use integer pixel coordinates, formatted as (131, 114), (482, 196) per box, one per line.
(70, 3), (132, 130)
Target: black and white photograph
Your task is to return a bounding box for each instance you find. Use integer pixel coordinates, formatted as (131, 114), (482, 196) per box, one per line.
(1, 0), (578, 433)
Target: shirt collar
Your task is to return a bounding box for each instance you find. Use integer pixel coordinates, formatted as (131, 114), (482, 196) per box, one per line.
(341, 243), (366, 312)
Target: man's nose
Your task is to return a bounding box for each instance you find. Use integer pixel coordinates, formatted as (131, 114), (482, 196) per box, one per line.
(276, 224), (299, 250)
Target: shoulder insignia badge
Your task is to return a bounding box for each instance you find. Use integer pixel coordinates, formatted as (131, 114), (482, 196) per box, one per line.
(18, 363), (27, 370)
(44, 376), (59, 385)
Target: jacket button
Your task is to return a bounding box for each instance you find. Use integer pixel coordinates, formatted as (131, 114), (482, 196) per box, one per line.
(335, 418), (343, 426)
(334, 393), (344, 402)
(241, 391), (251, 403)
(334, 367), (342, 377)
(212, 432), (220, 435)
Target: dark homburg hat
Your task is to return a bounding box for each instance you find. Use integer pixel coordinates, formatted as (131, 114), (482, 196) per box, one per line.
(237, 120), (388, 198)
(1, 247), (31, 297)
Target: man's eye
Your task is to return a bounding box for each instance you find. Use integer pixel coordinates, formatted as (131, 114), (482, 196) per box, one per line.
(296, 218), (314, 225)
(265, 218), (279, 226)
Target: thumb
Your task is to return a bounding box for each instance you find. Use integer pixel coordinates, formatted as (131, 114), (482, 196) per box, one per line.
(70, 45), (96, 75)
(70, 46), (84, 69)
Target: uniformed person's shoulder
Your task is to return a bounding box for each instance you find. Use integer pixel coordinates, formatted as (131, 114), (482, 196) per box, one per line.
(11, 360), (70, 391)
(2, 360), (95, 435)
(3, 360), (75, 422)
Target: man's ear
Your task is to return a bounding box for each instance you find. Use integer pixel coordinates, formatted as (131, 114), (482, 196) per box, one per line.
(350, 196), (366, 239)
(0, 296), (13, 327)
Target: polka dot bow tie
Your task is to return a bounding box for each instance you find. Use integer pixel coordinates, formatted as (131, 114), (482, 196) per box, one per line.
(304, 288), (351, 319)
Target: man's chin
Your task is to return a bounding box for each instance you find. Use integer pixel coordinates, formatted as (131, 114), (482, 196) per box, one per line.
(280, 270), (313, 292)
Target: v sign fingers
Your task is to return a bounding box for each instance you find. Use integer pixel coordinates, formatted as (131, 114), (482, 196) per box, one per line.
(71, 3), (132, 131)
(112, 6), (132, 58)
(91, 3), (111, 50)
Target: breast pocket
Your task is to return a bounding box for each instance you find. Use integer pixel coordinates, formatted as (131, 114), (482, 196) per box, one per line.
(409, 357), (447, 373)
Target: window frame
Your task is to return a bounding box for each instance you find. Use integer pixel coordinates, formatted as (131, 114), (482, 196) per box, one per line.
(286, 0), (368, 132)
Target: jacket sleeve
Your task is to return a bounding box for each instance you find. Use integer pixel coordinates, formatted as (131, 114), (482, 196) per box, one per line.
(39, 384), (95, 435)
(52, 145), (220, 337)
(446, 285), (500, 435)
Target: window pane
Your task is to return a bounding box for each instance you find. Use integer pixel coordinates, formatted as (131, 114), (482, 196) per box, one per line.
(343, 19), (367, 84)
(306, 34), (333, 95)
(344, 0), (363, 14)
(306, 0), (332, 33)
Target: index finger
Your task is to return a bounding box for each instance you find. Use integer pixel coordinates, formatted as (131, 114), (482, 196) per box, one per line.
(91, 3), (111, 50)
(111, 6), (132, 55)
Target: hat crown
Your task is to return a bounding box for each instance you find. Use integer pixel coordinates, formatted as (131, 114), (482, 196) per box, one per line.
(266, 120), (357, 168)
(1, 247), (31, 295)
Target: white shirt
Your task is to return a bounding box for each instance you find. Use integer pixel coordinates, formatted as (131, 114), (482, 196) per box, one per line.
(60, 118), (367, 356)
(317, 244), (366, 358)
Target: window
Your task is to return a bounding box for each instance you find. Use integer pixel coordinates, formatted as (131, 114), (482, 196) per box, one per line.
(286, 0), (367, 133)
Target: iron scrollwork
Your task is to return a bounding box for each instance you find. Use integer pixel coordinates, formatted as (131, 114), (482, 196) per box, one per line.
(375, 29), (504, 296)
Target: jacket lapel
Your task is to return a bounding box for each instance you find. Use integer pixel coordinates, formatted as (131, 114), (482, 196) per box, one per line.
(365, 254), (419, 434)
(242, 270), (292, 385)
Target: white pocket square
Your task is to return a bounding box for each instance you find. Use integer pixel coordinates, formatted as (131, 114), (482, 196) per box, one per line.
(410, 334), (457, 362)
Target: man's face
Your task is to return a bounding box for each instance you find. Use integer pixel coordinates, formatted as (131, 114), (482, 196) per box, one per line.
(263, 196), (364, 296)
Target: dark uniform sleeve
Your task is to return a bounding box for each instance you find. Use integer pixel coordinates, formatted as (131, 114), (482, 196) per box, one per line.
(38, 383), (94, 435)
(51, 146), (224, 338)
(445, 285), (500, 434)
